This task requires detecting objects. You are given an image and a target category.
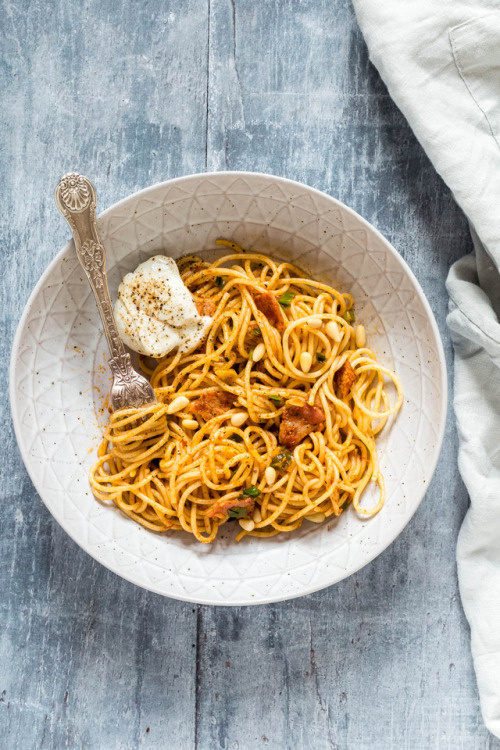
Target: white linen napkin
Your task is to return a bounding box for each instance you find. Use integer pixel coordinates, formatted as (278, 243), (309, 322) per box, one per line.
(351, 0), (500, 737)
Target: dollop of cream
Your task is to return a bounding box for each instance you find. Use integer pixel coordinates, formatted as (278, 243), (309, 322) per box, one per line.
(114, 255), (212, 357)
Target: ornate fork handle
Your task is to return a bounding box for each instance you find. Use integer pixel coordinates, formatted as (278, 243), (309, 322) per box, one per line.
(54, 173), (125, 359)
(55, 173), (156, 410)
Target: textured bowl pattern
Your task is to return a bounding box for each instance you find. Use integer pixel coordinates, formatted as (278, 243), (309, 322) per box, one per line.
(10, 172), (446, 605)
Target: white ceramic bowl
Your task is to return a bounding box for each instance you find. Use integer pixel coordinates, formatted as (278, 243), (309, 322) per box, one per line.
(10, 172), (446, 605)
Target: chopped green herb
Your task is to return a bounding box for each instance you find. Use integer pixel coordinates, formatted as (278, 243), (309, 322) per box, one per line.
(240, 485), (261, 498)
(278, 291), (295, 307)
(215, 276), (225, 289)
(228, 507), (249, 518)
(316, 352), (326, 362)
(251, 327), (262, 337)
(229, 433), (243, 443)
(271, 448), (293, 470)
(342, 308), (355, 323)
(269, 394), (283, 404)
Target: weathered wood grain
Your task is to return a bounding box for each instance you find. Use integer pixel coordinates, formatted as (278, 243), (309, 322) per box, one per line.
(1, 0), (499, 748)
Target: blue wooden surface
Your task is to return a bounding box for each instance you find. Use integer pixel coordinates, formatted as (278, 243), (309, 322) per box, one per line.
(2, 0), (499, 748)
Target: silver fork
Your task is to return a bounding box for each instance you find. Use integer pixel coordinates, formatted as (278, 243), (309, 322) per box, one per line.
(54, 173), (156, 411)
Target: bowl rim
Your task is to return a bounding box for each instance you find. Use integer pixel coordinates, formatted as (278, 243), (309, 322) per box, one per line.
(9, 170), (448, 604)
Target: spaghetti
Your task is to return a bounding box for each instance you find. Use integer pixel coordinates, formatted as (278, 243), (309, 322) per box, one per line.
(90, 242), (403, 542)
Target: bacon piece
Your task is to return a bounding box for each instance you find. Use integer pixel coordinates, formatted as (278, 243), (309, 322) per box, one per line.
(334, 361), (356, 397)
(279, 398), (326, 449)
(206, 495), (255, 519)
(194, 297), (216, 317)
(254, 292), (285, 333)
(191, 389), (237, 421)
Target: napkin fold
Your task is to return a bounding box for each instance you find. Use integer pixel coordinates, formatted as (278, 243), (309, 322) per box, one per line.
(352, 0), (500, 737)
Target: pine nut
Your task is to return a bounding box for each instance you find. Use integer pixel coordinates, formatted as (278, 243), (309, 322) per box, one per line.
(181, 418), (198, 430)
(231, 411), (248, 427)
(325, 321), (341, 342)
(355, 324), (366, 348)
(253, 507), (262, 523)
(214, 367), (237, 380)
(265, 466), (276, 485)
(305, 512), (326, 523)
(239, 518), (255, 532)
(300, 351), (313, 373)
(287, 397), (305, 407)
(306, 315), (322, 328)
(167, 395), (190, 414)
(252, 343), (266, 362)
